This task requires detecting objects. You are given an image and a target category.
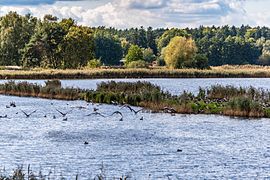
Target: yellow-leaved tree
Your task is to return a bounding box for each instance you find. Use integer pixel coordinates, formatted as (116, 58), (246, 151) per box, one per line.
(164, 36), (197, 69)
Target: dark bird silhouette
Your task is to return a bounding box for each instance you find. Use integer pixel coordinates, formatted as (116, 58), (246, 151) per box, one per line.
(53, 115), (56, 119)
(56, 109), (73, 117)
(0, 115), (8, 118)
(71, 106), (87, 110)
(63, 118), (68, 121)
(140, 117), (144, 121)
(84, 141), (89, 145)
(21, 110), (37, 118)
(86, 112), (106, 117)
(121, 104), (143, 115)
(162, 107), (177, 114)
(93, 107), (99, 112)
(10, 102), (16, 107)
(110, 111), (123, 121)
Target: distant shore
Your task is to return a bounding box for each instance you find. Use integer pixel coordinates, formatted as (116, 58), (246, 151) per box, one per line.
(1, 65), (270, 79)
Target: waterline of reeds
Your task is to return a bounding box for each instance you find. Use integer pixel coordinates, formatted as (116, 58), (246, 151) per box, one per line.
(0, 80), (270, 118)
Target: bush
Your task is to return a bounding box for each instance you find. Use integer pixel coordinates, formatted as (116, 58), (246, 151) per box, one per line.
(87, 59), (101, 69)
(193, 54), (209, 69)
(45, 80), (61, 88)
(126, 60), (148, 68)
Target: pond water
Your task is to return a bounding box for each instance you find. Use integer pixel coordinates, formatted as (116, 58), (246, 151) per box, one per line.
(0, 79), (270, 179)
(1, 78), (270, 95)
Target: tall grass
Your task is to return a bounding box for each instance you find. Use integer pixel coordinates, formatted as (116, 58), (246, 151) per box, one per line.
(1, 65), (270, 79)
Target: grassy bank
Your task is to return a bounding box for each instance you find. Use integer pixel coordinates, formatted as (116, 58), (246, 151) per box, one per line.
(0, 80), (270, 118)
(0, 165), (127, 180)
(1, 65), (270, 79)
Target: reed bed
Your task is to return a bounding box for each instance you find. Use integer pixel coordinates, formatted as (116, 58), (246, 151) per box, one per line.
(0, 80), (270, 118)
(1, 65), (270, 79)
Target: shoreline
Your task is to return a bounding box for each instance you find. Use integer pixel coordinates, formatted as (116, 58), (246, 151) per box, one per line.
(1, 66), (270, 79)
(0, 80), (269, 119)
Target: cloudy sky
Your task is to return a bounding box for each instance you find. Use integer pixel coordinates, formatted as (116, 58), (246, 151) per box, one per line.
(0, 0), (269, 28)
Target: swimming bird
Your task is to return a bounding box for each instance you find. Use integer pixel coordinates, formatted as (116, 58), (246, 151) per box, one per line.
(0, 115), (8, 118)
(140, 117), (144, 121)
(84, 141), (89, 145)
(121, 105), (143, 115)
(21, 110), (37, 118)
(53, 115), (56, 119)
(110, 111), (123, 121)
(56, 109), (73, 117)
(63, 117), (68, 121)
(10, 102), (16, 107)
(71, 106), (87, 110)
(86, 112), (106, 117)
(93, 107), (99, 112)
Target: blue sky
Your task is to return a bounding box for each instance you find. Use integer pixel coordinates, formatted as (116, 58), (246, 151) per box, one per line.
(0, 0), (269, 28)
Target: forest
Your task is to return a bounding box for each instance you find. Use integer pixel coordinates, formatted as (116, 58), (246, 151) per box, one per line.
(0, 12), (270, 69)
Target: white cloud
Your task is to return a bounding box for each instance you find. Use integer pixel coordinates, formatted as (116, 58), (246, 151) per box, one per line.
(0, 0), (265, 28)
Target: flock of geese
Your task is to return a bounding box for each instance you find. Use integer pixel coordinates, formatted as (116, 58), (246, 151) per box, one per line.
(0, 101), (145, 122)
(1, 101), (182, 147)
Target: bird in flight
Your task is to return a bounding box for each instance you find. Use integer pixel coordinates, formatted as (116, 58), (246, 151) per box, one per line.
(21, 110), (37, 118)
(86, 112), (106, 117)
(121, 104), (143, 115)
(109, 111), (123, 121)
(56, 109), (73, 117)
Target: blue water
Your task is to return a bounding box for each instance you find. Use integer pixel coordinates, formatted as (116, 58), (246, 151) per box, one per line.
(1, 78), (270, 95)
(0, 79), (270, 179)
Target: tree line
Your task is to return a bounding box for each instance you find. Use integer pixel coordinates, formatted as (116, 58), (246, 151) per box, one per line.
(0, 12), (270, 69)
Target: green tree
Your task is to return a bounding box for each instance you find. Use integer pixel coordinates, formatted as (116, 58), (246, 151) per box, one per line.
(94, 32), (123, 65)
(193, 54), (209, 69)
(142, 48), (155, 62)
(0, 12), (37, 66)
(157, 28), (189, 52)
(59, 26), (95, 69)
(164, 36), (197, 69)
(125, 45), (143, 64)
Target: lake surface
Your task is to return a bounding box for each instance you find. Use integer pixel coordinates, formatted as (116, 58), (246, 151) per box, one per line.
(0, 79), (270, 179)
(1, 78), (270, 95)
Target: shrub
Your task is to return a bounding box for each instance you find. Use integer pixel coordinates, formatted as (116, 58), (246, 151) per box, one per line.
(45, 80), (61, 88)
(87, 59), (101, 69)
(126, 60), (148, 68)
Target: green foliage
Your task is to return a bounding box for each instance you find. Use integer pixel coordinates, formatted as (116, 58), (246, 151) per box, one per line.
(193, 54), (209, 69)
(1, 13), (270, 69)
(94, 31), (123, 65)
(126, 60), (148, 68)
(125, 45), (143, 64)
(59, 26), (95, 69)
(87, 59), (102, 68)
(142, 48), (156, 62)
(157, 28), (189, 52)
(226, 97), (263, 114)
(0, 12), (37, 66)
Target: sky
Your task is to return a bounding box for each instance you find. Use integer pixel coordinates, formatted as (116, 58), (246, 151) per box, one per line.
(0, 0), (269, 28)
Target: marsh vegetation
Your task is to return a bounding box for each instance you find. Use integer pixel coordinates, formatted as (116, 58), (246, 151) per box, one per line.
(1, 80), (270, 118)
